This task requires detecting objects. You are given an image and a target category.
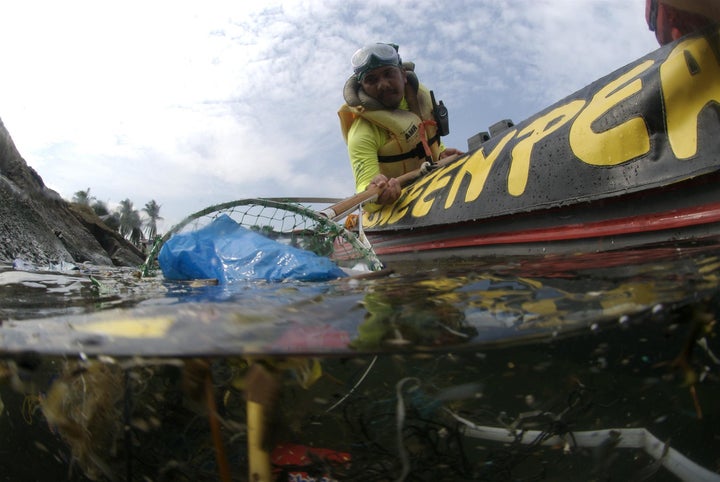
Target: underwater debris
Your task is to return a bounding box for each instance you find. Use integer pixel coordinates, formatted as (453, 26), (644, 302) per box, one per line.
(271, 443), (351, 481)
(40, 360), (124, 481)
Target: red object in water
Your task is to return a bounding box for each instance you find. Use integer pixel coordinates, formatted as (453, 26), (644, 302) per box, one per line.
(273, 324), (351, 352)
(271, 443), (351, 481)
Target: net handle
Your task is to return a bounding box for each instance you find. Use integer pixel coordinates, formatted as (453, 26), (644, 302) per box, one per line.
(319, 153), (462, 220)
(140, 156), (464, 276)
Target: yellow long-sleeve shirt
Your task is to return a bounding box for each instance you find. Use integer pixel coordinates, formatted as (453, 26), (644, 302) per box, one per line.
(346, 97), (447, 194)
(346, 97), (411, 193)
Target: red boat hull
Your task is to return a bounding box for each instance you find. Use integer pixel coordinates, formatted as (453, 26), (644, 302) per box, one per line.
(358, 171), (720, 260)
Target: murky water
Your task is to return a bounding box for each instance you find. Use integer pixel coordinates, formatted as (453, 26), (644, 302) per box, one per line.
(0, 240), (719, 481)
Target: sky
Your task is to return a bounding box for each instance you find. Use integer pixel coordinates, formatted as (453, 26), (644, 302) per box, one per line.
(0, 0), (660, 233)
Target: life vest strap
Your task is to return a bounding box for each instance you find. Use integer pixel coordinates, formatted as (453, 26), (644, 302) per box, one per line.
(418, 119), (436, 159)
(377, 133), (440, 163)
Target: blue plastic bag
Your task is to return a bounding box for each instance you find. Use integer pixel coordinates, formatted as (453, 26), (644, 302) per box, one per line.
(158, 214), (347, 282)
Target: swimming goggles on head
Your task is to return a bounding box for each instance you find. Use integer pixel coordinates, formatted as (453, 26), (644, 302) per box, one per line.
(351, 43), (401, 80)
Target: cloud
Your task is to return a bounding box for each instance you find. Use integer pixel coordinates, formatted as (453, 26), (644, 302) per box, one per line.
(0, 0), (660, 233)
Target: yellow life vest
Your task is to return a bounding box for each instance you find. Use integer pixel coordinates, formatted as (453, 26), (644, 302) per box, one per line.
(338, 67), (442, 178)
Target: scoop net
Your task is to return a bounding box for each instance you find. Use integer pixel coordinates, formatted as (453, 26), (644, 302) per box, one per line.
(141, 198), (382, 277)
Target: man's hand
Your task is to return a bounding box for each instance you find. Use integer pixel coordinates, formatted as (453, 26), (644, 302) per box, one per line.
(368, 174), (401, 205)
(440, 148), (464, 159)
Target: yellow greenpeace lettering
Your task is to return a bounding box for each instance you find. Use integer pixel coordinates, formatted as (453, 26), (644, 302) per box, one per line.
(385, 178), (424, 223)
(508, 101), (585, 196)
(661, 33), (720, 159)
(363, 162), (462, 226)
(364, 210), (380, 227)
(364, 172), (438, 226)
(569, 60), (654, 166)
(407, 170), (452, 219)
(445, 130), (516, 208)
(370, 197), (406, 226)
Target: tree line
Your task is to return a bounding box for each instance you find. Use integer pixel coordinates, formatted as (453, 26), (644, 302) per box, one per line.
(71, 188), (162, 248)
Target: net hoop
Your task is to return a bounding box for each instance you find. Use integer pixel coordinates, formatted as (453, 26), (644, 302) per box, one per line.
(141, 198), (382, 277)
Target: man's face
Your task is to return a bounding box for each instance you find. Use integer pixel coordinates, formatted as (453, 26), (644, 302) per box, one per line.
(360, 65), (407, 109)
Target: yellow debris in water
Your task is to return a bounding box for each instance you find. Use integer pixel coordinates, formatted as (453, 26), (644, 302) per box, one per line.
(76, 316), (174, 338)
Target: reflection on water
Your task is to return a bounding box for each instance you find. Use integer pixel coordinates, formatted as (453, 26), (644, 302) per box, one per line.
(0, 241), (719, 481)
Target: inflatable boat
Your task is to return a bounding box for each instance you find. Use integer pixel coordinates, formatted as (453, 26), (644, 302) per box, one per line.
(353, 26), (720, 261)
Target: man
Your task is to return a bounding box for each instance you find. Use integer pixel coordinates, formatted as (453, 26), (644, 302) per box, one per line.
(338, 43), (462, 208)
(646, 0), (719, 45)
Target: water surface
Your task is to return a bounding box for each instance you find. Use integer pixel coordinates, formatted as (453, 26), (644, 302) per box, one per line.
(0, 241), (718, 481)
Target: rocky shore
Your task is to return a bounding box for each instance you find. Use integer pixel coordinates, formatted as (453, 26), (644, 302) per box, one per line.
(0, 117), (144, 268)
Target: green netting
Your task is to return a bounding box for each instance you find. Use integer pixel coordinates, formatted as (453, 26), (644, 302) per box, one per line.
(141, 198), (382, 277)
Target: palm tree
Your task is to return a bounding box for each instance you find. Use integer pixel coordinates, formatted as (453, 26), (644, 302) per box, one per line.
(143, 200), (163, 240)
(72, 188), (93, 206)
(130, 226), (144, 247)
(117, 199), (142, 242)
(103, 212), (121, 232)
(90, 200), (121, 231)
(91, 199), (110, 217)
